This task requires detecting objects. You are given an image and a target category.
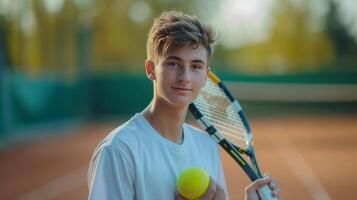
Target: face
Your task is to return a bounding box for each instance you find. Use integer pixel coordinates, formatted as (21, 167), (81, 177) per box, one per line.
(146, 44), (209, 108)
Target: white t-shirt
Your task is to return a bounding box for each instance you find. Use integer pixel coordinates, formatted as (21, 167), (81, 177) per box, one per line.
(88, 113), (227, 200)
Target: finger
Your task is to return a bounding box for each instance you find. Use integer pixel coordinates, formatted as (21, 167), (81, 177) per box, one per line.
(271, 188), (281, 198)
(200, 177), (216, 200)
(213, 183), (227, 200)
(245, 176), (270, 196)
(268, 178), (278, 190)
(174, 191), (186, 200)
(263, 173), (278, 190)
(255, 176), (270, 191)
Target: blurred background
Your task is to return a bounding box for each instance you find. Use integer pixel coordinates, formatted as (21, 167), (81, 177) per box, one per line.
(0, 0), (356, 199)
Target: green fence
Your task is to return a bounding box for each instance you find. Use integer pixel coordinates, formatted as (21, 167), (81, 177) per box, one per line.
(1, 69), (356, 148)
(89, 72), (152, 117)
(0, 70), (153, 148)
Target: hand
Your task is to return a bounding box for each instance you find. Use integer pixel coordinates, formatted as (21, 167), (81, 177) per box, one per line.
(175, 177), (226, 200)
(245, 174), (280, 200)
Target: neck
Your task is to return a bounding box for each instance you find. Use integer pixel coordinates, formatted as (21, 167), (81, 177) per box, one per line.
(142, 97), (187, 144)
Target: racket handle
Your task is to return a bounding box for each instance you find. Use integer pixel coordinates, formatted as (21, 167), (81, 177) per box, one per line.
(258, 185), (278, 200)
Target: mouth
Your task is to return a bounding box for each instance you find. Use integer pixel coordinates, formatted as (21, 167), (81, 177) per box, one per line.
(171, 87), (193, 91)
(171, 87), (193, 95)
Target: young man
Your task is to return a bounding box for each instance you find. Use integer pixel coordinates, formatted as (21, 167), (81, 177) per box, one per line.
(88, 10), (279, 200)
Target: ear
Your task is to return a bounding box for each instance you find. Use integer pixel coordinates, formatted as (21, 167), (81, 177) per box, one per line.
(145, 59), (156, 81)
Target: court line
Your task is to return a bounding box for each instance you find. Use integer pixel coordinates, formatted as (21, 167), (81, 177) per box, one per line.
(266, 127), (332, 200)
(17, 166), (87, 200)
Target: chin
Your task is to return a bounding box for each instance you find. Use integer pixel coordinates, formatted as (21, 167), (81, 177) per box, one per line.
(167, 96), (193, 108)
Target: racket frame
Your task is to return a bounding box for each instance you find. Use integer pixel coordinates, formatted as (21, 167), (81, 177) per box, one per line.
(189, 71), (264, 180)
(208, 72), (263, 178)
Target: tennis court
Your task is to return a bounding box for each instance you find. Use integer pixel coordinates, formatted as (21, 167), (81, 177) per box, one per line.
(0, 114), (356, 200)
(1, 1), (357, 199)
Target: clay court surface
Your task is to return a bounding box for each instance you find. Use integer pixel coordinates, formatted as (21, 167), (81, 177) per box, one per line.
(0, 114), (356, 200)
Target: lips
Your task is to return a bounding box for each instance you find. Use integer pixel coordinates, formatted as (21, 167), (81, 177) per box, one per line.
(171, 86), (193, 95)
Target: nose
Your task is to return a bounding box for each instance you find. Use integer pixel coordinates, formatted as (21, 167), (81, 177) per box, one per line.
(177, 66), (191, 85)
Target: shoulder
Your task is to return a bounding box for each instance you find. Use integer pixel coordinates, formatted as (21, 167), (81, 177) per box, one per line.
(87, 117), (141, 191)
(93, 114), (146, 156)
(88, 115), (144, 175)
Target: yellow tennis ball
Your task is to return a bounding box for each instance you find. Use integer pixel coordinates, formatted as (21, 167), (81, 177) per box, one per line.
(177, 167), (210, 200)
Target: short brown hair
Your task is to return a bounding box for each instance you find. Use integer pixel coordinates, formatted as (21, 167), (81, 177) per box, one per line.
(146, 10), (216, 63)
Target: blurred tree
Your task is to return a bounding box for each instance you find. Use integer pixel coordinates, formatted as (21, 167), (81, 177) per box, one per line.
(91, 0), (146, 71)
(224, 0), (334, 74)
(4, 0), (80, 79)
(90, 0), (196, 72)
(2, 0), (355, 76)
(0, 17), (10, 70)
(326, 1), (357, 70)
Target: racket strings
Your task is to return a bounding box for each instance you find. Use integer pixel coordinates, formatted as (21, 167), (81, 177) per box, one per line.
(195, 99), (248, 149)
(194, 78), (249, 150)
(194, 96), (247, 138)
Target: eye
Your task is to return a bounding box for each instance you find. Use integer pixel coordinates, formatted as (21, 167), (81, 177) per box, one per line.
(167, 61), (179, 69)
(192, 64), (203, 71)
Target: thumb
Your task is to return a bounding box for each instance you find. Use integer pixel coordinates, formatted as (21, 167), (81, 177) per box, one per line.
(248, 176), (271, 192)
(174, 191), (186, 200)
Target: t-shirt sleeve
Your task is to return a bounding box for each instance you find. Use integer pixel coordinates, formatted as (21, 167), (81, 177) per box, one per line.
(88, 145), (135, 200)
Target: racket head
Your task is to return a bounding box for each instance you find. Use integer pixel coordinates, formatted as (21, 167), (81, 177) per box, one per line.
(193, 71), (253, 152)
(189, 71), (276, 199)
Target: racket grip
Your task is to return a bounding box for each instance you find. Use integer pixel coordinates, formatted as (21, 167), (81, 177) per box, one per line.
(258, 185), (278, 200)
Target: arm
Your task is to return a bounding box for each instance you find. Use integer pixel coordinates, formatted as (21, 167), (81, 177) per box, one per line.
(88, 146), (135, 200)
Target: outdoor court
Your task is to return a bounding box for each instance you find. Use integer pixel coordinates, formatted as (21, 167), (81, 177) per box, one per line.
(0, 114), (356, 200)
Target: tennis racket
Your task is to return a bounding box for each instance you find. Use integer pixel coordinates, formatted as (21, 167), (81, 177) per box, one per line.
(189, 70), (277, 200)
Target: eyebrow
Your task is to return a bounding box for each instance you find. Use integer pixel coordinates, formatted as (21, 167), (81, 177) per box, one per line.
(166, 56), (206, 65)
